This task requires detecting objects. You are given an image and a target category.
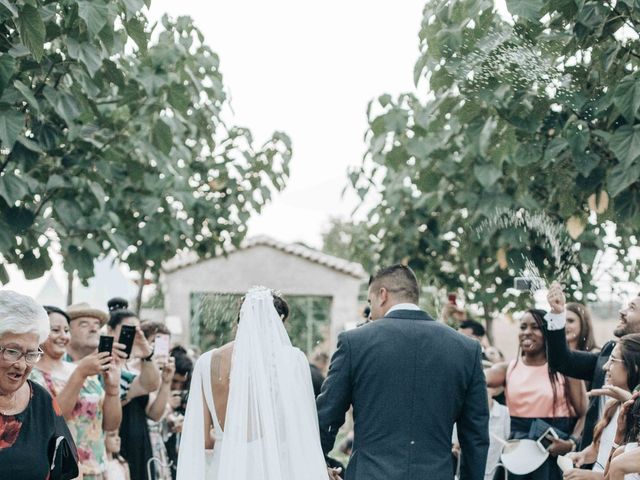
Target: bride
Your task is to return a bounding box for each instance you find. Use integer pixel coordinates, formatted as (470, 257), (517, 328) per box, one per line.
(176, 287), (332, 479)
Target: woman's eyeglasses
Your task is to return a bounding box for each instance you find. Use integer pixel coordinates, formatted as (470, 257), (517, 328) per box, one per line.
(0, 346), (43, 365)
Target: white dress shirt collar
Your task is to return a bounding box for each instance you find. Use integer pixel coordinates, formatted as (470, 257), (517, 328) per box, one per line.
(387, 303), (421, 314)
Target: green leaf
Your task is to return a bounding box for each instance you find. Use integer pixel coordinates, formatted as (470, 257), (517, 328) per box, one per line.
(125, 17), (148, 54)
(16, 4), (45, 62)
(89, 182), (106, 208)
(121, 0), (144, 19)
(610, 125), (640, 168)
(46, 174), (66, 190)
(42, 87), (81, 125)
(576, 2), (607, 29)
(0, 54), (15, 95)
(479, 117), (497, 157)
(167, 85), (190, 114)
(574, 152), (600, 177)
(613, 75), (640, 123)
(13, 80), (39, 112)
(152, 119), (172, 155)
(608, 160), (640, 197)
(0, 110), (24, 149)
(506, 0), (544, 20)
(473, 164), (502, 188)
(53, 199), (83, 227)
(66, 39), (103, 77)
(0, 174), (29, 204)
(16, 135), (43, 153)
(0, 0), (19, 17)
(77, 1), (109, 37)
(20, 250), (52, 280)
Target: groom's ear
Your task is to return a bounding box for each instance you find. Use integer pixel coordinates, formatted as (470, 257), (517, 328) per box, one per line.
(378, 287), (389, 306)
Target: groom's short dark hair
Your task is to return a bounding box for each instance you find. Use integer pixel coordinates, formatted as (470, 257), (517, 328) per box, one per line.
(369, 264), (419, 303)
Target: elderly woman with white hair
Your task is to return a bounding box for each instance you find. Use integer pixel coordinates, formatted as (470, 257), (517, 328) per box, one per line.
(0, 290), (78, 479)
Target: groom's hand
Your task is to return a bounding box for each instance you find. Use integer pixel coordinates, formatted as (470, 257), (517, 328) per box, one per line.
(327, 467), (342, 479)
(547, 281), (566, 314)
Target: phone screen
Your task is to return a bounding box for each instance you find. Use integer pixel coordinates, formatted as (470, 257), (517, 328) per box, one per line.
(154, 333), (170, 358)
(118, 325), (136, 359)
(98, 335), (114, 354)
(540, 435), (554, 450)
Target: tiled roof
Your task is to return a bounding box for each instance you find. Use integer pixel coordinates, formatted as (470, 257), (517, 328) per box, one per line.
(163, 235), (367, 279)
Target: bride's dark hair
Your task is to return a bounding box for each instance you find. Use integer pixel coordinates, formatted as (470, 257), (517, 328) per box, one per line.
(236, 291), (289, 323)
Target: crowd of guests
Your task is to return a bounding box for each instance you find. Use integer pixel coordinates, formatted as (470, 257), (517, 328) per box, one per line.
(2, 281), (640, 480)
(446, 284), (640, 480)
(0, 291), (195, 480)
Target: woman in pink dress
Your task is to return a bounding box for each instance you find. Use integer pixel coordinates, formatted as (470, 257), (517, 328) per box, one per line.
(486, 309), (588, 479)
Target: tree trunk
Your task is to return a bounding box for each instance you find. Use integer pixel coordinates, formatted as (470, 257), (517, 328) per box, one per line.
(484, 312), (495, 346)
(66, 270), (74, 306)
(135, 266), (147, 317)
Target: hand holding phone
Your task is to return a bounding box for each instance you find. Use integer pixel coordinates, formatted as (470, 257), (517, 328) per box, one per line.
(154, 333), (170, 359)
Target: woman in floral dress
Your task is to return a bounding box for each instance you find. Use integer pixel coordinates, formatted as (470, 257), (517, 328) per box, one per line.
(30, 306), (122, 480)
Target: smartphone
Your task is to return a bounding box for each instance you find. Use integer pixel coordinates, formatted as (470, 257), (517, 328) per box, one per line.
(536, 427), (559, 452)
(118, 325), (136, 359)
(514, 277), (533, 291)
(154, 333), (170, 358)
(98, 335), (114, 354)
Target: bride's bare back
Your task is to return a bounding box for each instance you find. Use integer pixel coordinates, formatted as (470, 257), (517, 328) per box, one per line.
(207, 342), (234, 433)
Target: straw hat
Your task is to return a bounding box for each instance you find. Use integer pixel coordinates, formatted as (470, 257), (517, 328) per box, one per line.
(66, 303), (109, 325)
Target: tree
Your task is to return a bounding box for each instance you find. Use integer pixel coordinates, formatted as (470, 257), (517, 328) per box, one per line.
(321, 217), (378, 273)
(351, 0), (640, 339)
(0, 2), (291, 292)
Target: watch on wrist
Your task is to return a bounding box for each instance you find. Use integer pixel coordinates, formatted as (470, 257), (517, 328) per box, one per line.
(142, 350), (154, 362)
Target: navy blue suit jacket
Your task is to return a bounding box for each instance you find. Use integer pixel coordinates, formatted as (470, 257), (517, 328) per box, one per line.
(317, 309), (490, 480)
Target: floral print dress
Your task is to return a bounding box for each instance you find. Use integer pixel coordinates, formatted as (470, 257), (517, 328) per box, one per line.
(31, 365), (108, 478)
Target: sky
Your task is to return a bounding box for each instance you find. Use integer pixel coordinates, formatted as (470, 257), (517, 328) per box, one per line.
(148, 0), (427, 248)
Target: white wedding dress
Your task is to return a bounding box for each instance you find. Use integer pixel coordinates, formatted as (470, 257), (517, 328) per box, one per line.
(176, 287), (329, 480)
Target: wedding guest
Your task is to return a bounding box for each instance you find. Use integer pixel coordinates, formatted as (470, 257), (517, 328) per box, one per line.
(165, 347), (193, 480)
(30, 305), (122, 480)
(566, 302), (599, 353)
(546, 284), (640, 451)
(310, 351), (329, 398)
(564, 334), (640, 478)
(458, 319), (486, 343)
(141, 321), (175, 480)
(107, 298), (161, 480)
(603, 393), (640, 479)
(485, 309), (588, 480)
(0, 291), (78, 479)
(106, 429), (131, 480)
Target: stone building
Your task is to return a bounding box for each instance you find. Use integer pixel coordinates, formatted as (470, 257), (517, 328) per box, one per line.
(161, 236), (367, 351)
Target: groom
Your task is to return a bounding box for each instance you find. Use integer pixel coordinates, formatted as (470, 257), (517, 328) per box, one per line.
(317, 265), (489, 480)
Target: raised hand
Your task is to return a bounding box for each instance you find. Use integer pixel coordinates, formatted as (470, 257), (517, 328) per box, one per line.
(133, 326), (153, 359)
(77, 351), (112, 377)
(547, 281), (566, 314)
(112, 341), (128, 366)
(589, 384), (632, 403)
(614, 391), (640, 444)
(103, 361), (121, 396)
(161, 357), (176, 385)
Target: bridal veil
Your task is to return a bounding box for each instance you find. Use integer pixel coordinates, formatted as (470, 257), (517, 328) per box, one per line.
(177, 286), (328, 479)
